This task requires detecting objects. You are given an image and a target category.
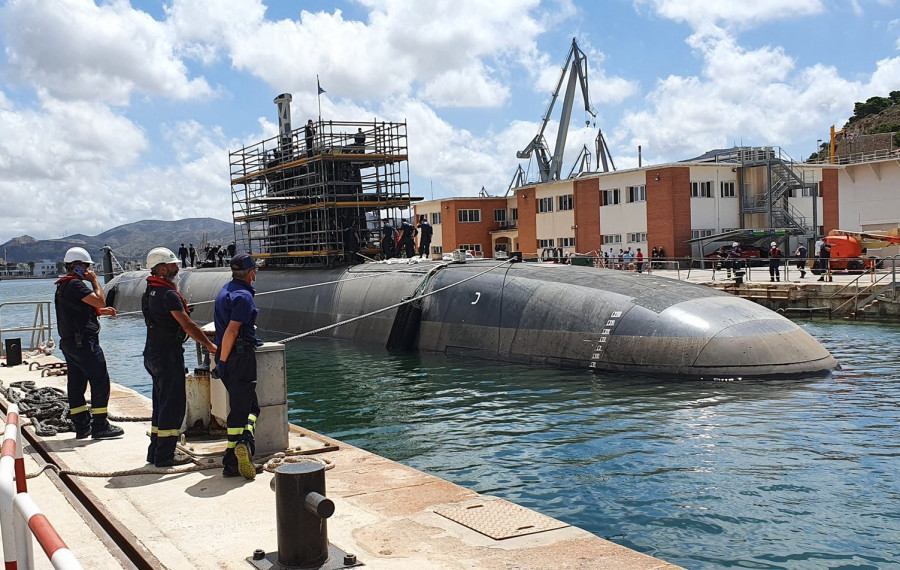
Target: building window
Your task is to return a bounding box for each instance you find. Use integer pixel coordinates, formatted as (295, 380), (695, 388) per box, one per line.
(627, 232), (647, 243)
(494, 209), (507, 222)
(431, 212), (441, 224)
(538, 197), (554, 213)
(558, 194), (574, 211)
(511, 208), (518, 221)
(459, 243), (483, 253)
(720, 181), (735, 198)
(431, 246), (442, 254)
(691, 181), (712, 198)
(538, 239), (554, 249)
(801, 183), (818, 198)
(602, 234), (622, 245)
(691, 229), (714, 239)
(601, 189), (620, 206)
(627, 185), (646, 203)
(558, 237), (575, 247)
(458, 209), (481, 223)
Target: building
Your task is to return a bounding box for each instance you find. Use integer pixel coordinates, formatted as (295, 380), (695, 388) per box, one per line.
(415, 146), (844, 260)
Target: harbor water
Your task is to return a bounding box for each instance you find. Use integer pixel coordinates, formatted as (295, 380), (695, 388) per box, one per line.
(2, 278), (898, 569)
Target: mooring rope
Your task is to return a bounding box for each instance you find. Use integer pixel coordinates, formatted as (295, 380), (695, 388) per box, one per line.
(113, 269), (402, 317)
(275, 259), (513, 344)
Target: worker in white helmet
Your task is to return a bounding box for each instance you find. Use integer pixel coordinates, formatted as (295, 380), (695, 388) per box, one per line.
(141, 247), (218, 468)
(725, 242), (743, 279)
(768, 241), (783, 282)
(54, 247), (124, 440)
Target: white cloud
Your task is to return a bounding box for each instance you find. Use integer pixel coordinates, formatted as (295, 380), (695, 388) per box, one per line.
(635, 0), (825, 32)
(0, 0), (213, 103)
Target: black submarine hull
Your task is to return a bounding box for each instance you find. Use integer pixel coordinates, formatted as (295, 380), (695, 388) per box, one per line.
(106, 260), (836, 379)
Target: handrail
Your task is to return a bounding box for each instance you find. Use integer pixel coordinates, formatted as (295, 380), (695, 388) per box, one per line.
(0, 302), (54, 356)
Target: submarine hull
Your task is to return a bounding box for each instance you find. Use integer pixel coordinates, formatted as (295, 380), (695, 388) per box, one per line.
(107, 261), (836, 379)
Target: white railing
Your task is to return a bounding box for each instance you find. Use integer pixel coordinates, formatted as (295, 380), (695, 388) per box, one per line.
(0, 404), (82, 569)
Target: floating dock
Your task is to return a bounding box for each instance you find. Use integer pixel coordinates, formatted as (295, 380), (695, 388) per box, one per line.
(0, 357), (678, 569)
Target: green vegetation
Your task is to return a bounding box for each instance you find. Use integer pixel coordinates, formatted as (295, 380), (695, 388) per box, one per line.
(846, 91), (900, 125)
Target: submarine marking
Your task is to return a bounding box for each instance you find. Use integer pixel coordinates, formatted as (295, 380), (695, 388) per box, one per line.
(471, 292), (481, 305)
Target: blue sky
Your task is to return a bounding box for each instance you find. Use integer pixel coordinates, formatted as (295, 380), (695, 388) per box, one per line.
(0, 0), (898, 244)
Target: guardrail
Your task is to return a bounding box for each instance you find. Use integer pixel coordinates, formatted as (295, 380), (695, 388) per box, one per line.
(0, 302), (54, 357)
(1, 404), (82, 569)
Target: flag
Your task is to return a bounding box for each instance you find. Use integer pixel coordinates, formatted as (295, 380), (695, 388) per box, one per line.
(317, 80), (326, 95)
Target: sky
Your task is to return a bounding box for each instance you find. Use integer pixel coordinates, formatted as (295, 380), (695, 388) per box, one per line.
(0, 0), (898, 244)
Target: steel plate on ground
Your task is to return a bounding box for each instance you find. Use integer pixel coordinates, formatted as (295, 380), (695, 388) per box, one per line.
(434, 498), (569, 540)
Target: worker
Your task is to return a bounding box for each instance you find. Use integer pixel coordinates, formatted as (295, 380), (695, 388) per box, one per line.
(214, 253), (262, 480)
(417, 216), (433, 259)
(398, 218), (417, 258)
(380, 218), (396, 259)
(304, 119), (315, 158)
(725, 242), (743, 278)
(178, 243), (188, 268)
(54, 247), (124, 440)
(795, 243), (808, 278)
(768, 241), (783, 282)
(636, 248), (644, 273)
(818, 241), (833, 282)
(142, 247), (218, 468)
(341, 215), (360, 263)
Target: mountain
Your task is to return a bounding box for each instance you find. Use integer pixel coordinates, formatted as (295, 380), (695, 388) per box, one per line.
(0, 218), (234, 264)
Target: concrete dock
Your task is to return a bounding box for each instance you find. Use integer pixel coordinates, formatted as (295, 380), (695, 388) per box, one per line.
(0, 358), (678, 569)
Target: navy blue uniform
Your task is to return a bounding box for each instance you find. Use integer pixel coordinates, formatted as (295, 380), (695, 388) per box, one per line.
(418, 220), (433, 257)
(54, 278), (113, 434)
(142, 281), (189, 466)
(214, 279), (261, 474)
(399, 221), (417, 258)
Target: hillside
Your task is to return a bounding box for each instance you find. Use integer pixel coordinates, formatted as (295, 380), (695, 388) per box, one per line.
(810, 92), (900, 161)
(1, 218), (234, 264)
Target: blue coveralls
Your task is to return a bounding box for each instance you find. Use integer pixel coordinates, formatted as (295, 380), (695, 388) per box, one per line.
(213, 279), (261, 474)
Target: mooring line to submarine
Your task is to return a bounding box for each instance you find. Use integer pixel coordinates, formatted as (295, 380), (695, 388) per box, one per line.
(112, 270), (404, 317)
(275, 259), (514, 345)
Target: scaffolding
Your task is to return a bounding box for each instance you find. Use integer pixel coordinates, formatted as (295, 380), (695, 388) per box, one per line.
(229, 119), (413, 266)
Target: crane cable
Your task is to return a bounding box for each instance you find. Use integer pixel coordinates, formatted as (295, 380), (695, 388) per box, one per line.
(275, 259), (513, 345)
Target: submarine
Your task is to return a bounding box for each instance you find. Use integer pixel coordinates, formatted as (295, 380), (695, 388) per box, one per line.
(104, 93), (835, 379)
(105, 259), (836, 379)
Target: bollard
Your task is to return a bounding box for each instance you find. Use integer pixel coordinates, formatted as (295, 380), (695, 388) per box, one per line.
(275, 462), (334, 567)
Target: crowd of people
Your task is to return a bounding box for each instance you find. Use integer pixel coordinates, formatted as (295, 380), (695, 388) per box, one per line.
(54, 246), (261, 481)
(177, 242), (237, 268)
(593, 246), (664, 272)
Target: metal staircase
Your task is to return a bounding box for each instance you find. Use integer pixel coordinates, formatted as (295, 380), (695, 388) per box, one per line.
(740, 148), (816, 237)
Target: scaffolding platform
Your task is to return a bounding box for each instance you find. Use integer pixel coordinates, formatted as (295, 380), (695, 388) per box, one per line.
(229, 118), (414, 267)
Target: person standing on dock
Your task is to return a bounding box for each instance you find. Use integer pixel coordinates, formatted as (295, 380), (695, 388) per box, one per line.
(818, 240), (833, 282)
(725, 242), (742, 279)
(417, 215), (433, 259)
(768, 242), (783, 282)
(142, 247), (218, 468)
(214, 253), (262, 480)
(54, 247), (124, 440)
(795, 243), (808, 278)
(189, 243), (196, 268)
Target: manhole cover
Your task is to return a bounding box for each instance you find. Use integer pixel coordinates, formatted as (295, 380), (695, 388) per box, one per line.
(434, 499), (568, 540)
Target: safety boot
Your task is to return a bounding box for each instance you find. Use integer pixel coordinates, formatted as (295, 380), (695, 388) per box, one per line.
(92, 424), (124, 439)
(234, 442), (256, 480)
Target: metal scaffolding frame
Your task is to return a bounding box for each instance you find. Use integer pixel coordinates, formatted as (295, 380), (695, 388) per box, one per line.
(229, 120), (412, 266)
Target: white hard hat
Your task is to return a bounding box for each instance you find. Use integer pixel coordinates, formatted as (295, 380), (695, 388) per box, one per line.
(146, 247), (178, 269)
(732, 242), (739, 248)
(771, 241), (777, 247)
(64, 247), (94, 264)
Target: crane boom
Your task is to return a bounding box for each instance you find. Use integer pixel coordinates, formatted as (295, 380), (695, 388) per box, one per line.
(516, 38), (596, 183)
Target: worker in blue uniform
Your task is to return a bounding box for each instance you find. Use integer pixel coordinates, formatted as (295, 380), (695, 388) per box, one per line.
(214, 253), (262, 480)
(398, 218), (417, 258)
(54, 247), (124, 440)
(142, 247), (218, 468)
